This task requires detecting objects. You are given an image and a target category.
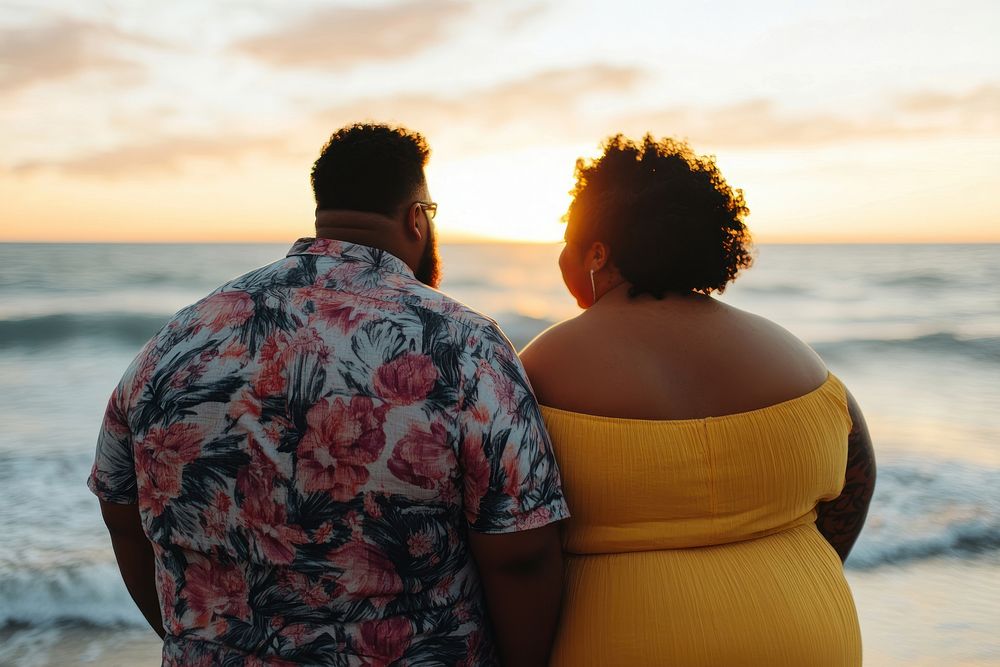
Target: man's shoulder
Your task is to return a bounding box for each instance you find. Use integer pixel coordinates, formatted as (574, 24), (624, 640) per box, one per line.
(144, 256), (290, 343)
(177, 254), (296, 313)
(401, 282), (503, 336)
(148, 254), (511, 358)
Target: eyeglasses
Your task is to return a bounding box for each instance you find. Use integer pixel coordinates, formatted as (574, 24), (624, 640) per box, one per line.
(416, 202), (438, 220)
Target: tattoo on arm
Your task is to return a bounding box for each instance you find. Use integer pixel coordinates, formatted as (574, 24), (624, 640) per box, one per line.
(815, 388), (876, 562)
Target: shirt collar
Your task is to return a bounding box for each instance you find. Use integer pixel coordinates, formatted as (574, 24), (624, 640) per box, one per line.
(286, 237), (416, 280)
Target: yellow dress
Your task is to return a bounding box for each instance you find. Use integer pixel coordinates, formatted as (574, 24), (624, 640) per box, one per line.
(541, 374), (862, 666)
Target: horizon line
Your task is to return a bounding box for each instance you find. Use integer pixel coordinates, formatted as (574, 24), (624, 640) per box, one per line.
(2, 239), (999, 246)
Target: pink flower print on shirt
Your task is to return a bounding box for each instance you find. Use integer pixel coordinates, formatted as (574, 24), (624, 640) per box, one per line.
(327, 541), (402, 599)
(296, 287), (373, 333)
(253, 329), (331, 398)
(227, 389), (262, 423)
(278, 570), (331, 609)
(388, 421), (453, 490)
(357, 617), (413, 665)
(296, 396), (389, 501)
(253, 336), (288, 396)
(200, 491), (232, 541)
(239, 495), (308, 565)
(374, 352), (438, 404)
(156, 563), (178, 631)
(461, 433), (491, 520)
(182, 556), (250, 627)
(407, 530), (435, 558)
(516, 506), (554, 531)
(135, 422), (204, 516)
(197, 291), (255, 333)
(313, 521), (335, 544)
(502, 444), (525, 499)
(363, 491), (383, 519)
(479, 358), (517, 414)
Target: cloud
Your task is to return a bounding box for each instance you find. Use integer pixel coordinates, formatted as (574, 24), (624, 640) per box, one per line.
(11, 133), (294, 178)
(311, 70), (998, 153)
(896, 84), (1000, 132)
(314, 64), (646, 148)
(0, 18), (146, 93)
(500, 2), (552, 32)
(235, 0), (473, 69)
(9, 64), (644, 177)
(611, 99), (897, 148)
(12, 72), (998, 178)
(611, 85), (1000, 149)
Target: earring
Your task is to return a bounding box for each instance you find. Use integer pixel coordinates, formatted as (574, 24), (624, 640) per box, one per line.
(590, 269), (597, 304)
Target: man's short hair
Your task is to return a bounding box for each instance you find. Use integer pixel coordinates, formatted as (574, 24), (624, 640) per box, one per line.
(311, 123), (431, 217)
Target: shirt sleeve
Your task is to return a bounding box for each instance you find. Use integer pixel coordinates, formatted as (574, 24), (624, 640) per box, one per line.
(457, 322), (570, 534)
(87, 376), (139, 505)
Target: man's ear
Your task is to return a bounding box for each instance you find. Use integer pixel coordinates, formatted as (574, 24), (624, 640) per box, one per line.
(403, 203), (424, 242)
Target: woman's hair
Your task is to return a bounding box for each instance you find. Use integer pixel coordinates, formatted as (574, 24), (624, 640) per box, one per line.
(565, 134), (753, 297)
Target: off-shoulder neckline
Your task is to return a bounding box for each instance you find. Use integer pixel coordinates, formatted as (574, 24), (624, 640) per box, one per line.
(538, 373), (840, 425)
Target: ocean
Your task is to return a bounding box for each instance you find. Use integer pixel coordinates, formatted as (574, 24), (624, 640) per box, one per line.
(0, 242), (998, 666)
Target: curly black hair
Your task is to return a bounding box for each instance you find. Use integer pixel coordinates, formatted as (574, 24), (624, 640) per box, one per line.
(565, 134), (753, 297)
(311, 123), (430, 216)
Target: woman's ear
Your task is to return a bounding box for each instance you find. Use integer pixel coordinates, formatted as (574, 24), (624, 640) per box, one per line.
(587, 241), (610, 272)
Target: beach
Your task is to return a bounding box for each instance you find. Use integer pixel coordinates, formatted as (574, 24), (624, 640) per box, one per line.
(3, 554), (998, 666)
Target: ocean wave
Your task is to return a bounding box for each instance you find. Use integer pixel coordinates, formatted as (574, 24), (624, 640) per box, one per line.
(0, 309), (559, 353)
(846, 461), (1000, 570)
(0, 313), (170, 349)
(0, 458), (996, 629)
(814, 332), (1000, 364)
(0, 562), (146, 629)
(734, 283), (813, 296)
(877, 273), (958, 289)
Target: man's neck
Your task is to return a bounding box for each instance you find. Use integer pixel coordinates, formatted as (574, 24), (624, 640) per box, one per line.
(314, 210), (404, 257)
(316, 211), (396, 251)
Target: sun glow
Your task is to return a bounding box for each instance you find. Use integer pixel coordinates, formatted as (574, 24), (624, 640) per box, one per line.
(2, 2), (999, 244)
(4, 135), (999, 245)
(427, 146), (587, 244)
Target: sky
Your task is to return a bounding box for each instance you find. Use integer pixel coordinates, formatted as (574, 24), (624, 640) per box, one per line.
(1, 0), (998, 243)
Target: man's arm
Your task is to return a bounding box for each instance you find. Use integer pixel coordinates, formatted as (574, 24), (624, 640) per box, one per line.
(468, 524), (563, 667)
(99, 500), (165, 639)
(458, 322), (570, 664)
(815, 388), (876, 562)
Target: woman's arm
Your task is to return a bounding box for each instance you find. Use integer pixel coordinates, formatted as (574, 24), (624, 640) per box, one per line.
(815, 388), (876, 562)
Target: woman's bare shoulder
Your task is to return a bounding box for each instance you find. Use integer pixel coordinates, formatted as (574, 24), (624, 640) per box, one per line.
(520, 317), (585, 366)
(723, 304), (829, 383)
(518, 317), (591, 400)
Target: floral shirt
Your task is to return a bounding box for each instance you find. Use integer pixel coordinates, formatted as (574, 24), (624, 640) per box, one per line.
(88, 238), (569, 666)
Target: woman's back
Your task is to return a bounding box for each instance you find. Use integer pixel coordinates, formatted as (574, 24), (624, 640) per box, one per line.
(521, 291), (829, 421)
(539, 372), (850, 553)
(522, 295), (863, 666)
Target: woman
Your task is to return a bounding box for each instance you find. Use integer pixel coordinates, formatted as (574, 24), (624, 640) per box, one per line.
(520, 135), (875, 666)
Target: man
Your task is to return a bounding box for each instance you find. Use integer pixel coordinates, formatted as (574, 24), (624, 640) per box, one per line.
(89, 123), (569, 666)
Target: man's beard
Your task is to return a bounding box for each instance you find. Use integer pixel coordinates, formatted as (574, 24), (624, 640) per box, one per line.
(415, 224), (442, 288)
